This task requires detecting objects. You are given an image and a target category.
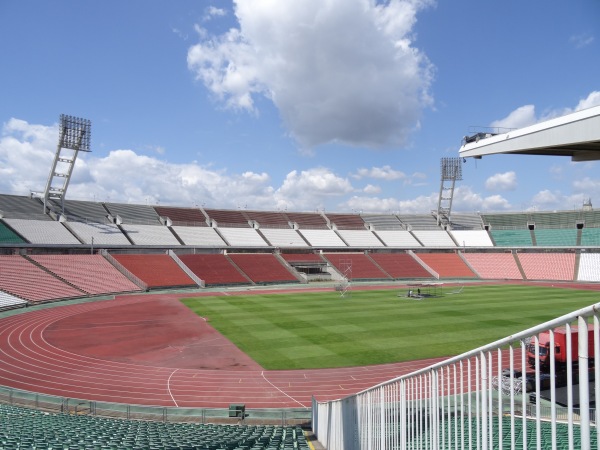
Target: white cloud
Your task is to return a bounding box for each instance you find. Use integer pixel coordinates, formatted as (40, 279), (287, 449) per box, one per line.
(204, 6), (227, 21)
(343, 195), (402, 213)
(570, 32), (594, 49)
(485, 171), (517, 191)
(479, 194), (511, 211)
(574, 91), (600, 111)
(573, 177), (600, 191)
(342, 184), (513, 214)
(0, 119), (360, 212)
(491, 91), (600, 130)
(398, 193), (438, 213)
(531, 189), (560, 207)
(363, 184), (381, 194)
(188, 0), (434, 149)
(4, 118), (567, 215)
(490, 105), (536, 130)
(0, 118), (58, 195)
(353, 165), (406, 180)
(275, 167), (354, 210)
(450, 186), (512, 212)
(525, 189), (589, 212)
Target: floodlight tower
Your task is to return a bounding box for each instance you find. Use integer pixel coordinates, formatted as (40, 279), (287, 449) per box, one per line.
(40, 114), (91, 214)
(435, 157), (463, 227)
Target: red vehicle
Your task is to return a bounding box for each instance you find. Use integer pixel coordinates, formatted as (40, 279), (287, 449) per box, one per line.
(527, 324), (595, 370)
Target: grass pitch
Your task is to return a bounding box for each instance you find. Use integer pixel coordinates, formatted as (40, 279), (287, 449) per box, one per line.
(181, 284), (600, 370)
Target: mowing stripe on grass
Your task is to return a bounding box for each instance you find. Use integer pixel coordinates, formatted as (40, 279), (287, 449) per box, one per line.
(181, 285), (600, 370)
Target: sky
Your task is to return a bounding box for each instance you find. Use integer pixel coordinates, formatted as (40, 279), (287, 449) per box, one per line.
(0, 0), (599, 214)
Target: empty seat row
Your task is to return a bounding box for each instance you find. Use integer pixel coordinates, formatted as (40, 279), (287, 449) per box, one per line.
(0, 403), (310, 450)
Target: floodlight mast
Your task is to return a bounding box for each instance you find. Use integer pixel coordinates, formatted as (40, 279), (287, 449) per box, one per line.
(40, 114), (91, 215)
(435, 157), (463, 227)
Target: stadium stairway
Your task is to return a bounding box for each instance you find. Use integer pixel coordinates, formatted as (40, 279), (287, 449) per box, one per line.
(224, 253), (255, 285)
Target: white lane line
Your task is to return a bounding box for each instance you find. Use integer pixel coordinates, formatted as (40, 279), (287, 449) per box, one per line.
(167, 369), (179, 407)
(261, 371), (307, 408)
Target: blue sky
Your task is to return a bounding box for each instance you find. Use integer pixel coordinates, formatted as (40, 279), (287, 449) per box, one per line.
(1, 0), (599, 213)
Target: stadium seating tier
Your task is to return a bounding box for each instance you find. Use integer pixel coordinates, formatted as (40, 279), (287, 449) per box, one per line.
(0, 221), (26, 244)
(461, 252), (523, 279)
(66, 221), (131, 245)
(259, 228), (309, 247)
(177, 253), (250, 285)
(0, 255), (84, 302)
(415, 253), (477, 278)
(30, 254), (142, 295)
(154, 205), (208, 226)
(324, 253), (391, 280)
(517, 252), (576, 281)
(228, 253), (299, 283)
(0, 404), (310, 450)
(368, 253), (434, 279)
(111, 254), (197, 288)
(3, 219), (82, 245)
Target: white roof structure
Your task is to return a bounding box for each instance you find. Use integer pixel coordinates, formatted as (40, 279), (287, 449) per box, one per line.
(459, 105), (600, 161)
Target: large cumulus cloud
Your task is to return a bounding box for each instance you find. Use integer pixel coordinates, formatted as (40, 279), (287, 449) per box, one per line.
(188, 0), (434, 149)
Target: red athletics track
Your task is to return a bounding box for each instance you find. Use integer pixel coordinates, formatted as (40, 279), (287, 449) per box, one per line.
(0, 287), (447, 409)
(0, 282), (597, 409)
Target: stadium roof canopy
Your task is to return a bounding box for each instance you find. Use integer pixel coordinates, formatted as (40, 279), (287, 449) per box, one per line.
(459, 105), (600, 162)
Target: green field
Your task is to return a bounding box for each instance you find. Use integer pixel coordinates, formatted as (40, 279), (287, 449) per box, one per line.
(181, 284), (600, 370)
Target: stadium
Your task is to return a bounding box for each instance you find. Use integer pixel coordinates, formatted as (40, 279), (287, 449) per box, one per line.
(1, 106), (600, 449)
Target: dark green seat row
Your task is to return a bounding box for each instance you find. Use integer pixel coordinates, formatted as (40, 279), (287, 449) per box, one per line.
(0, 403), (310, 450)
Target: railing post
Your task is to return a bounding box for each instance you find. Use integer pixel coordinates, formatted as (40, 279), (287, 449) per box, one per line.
(480, 351), (488, 450)
(578, 316), (591, 450)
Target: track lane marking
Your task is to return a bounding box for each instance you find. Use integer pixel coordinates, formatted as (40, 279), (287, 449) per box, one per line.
(167, 369), (179, 407)
(261, 371), (308, 408)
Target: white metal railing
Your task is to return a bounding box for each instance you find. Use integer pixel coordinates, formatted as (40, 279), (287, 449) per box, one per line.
(313, 302), (600, 450)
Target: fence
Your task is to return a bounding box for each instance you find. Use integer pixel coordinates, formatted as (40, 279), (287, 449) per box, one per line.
(313, 302), (600, 450)
(0, 385), (311, 427)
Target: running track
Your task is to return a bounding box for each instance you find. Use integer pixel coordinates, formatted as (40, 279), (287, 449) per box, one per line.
(0, 282), (595, 409)
(0, 290), (446, 409)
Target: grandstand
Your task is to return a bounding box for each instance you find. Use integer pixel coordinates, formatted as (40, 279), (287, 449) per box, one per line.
(412, 229), (457, 247)
(323, 252), (390, 280)
(177, 253), (250, 285)
(335, 229), (384, 247)
(244, 210), (291, 228)
(415, 252), (477, 278)
(228, 253), (300, 284)
(104, 202), (162, 224)
(373, 229), (422, 247)
(3, 194), (600, 448)
(203, 208), (251, 228)
(120, 223), (182, 246)
(361, 213), (405, 230)
(517, 251), (576, 281)
(29, 254), (142, 295)
(0, 290), (27, 310)
(2, 193), (600, 294)
(0, 193), (52, 221)
(0, 255), (84, 303)
(172, 225), (227, 246)
(111, 253), (198, 289)
(368, 252), (433, 279)
(0, 403), (310, 450)
(66, 220), (132, 246)
(0, 221), (26, 244)
(461, 251), (523, 280)
(259, 227), (309, 247)
(2, 218), (82, 245)
(285, 211), (329, 229)
(154, 205), (209, 226)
